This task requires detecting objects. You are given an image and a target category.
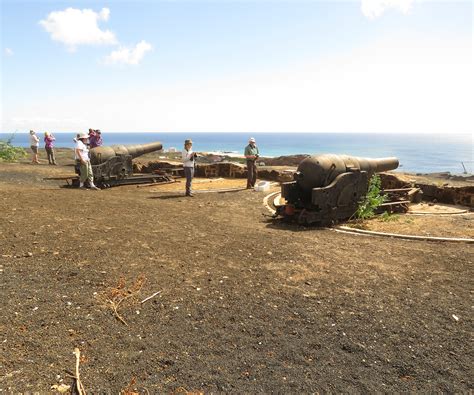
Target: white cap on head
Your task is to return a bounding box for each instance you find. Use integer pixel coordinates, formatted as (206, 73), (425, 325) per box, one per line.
(249, 137), (256, 143)
(77, 133), (89, 140)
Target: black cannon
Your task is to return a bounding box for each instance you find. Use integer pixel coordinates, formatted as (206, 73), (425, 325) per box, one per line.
(76, 141), (169, 188)
(276, 154), (399, 225)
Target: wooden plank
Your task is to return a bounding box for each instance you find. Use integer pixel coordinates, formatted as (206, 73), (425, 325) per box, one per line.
(136, 180), (178, 188)
(379, 200), (410, 206)
(382, 188), (414, 192)
(43, 176), (78, 180)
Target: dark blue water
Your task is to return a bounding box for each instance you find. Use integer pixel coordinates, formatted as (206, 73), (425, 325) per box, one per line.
(2, 132), (472, 174)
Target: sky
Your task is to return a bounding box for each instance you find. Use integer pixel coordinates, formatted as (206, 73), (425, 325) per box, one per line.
(0, 0), (472, 133)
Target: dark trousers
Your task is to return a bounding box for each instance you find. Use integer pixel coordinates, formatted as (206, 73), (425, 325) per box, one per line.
(45, 147), (56, 164)
(246, 160), (257, 188)
(184, 166), (194, 195)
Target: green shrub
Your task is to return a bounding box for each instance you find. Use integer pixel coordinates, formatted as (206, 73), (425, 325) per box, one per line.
(355, 174), (387, 220)
(0, 134), (27, 162)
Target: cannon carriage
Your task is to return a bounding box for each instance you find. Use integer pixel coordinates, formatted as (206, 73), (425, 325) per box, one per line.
(276, 154), (402, 225)
(74, 141), (173, 188)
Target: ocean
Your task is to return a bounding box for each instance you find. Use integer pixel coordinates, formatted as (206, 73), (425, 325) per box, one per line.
(1, 132), (472, 174)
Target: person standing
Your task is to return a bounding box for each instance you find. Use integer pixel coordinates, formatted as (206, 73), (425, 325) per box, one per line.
(244, 137), (259, 189)
(89, 129), (104, 148)
(73, 133), (81, 175)
(44, 132), (57, 165)
(29, 130), (40, 164)
(93, 130), (103, 147)
(182, 139), (196, 197)
(88, 129), (96, 148)
(75, 133), (99, 190)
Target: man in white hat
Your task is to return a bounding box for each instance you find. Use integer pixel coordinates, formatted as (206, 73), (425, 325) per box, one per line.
(182, 139), (196, 197)
(74, 133), (99, 190)
(244, 137), (259, 189)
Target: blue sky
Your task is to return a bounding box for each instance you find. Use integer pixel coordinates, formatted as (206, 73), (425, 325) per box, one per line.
(1, 0), (472, 133)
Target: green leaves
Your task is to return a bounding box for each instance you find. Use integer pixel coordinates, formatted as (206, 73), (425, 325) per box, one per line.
(355, 174), (386, 220)
(0, 134), (27, 162)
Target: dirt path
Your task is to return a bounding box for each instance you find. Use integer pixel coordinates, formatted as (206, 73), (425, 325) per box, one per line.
(0, 163), (472, 392)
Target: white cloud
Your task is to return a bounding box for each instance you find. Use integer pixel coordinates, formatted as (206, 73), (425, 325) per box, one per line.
(361, 0), (415, 19)
(4, 48), (13, 56)
(39, 7), (117, 51)
(103, 40), (152, 65)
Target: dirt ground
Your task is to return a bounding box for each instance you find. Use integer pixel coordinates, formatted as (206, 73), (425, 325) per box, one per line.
(0, 159), (473, 393)
(145, 178), (250, 193)
(346, 202), (474, 238)
(353, 214), (473, 238)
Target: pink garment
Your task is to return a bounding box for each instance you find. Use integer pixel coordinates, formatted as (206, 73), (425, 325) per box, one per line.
(89, 134), (103, 148)
(44, 136), (55, 148)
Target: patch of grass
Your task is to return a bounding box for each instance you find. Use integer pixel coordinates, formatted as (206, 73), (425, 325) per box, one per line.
(379, 212), (400, 222)
(346, 221), (368, 229)
(0, 134), (27, 162)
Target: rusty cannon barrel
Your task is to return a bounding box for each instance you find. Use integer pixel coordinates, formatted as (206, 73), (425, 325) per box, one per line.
(294, 154), (399, 190)
(90, 141), (163, 165)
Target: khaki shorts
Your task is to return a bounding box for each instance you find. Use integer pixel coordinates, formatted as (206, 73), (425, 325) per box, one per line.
(30, 145), (38, 154)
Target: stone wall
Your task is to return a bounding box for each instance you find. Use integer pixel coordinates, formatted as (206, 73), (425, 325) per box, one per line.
(195, 162), (246, 178)
(134, 161), (294, 182)
(380, 173), (474, 208)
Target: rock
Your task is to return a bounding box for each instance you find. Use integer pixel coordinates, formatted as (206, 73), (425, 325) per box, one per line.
(51, 383), (71, 393)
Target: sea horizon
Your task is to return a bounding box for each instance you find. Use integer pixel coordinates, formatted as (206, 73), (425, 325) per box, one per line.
(1, 131), (472, 175)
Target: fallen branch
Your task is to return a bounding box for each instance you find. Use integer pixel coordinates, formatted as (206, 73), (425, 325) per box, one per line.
(120, 376), (137, 395)
(110, 293), (135, 326)
(107, 276), (147, 326)
(136, 180), (177, 188)
(140, 291), (161, 304)
(73, 348), (86, 395)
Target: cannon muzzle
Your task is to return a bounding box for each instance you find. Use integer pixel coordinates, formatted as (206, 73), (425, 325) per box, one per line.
(90, 141), (163, 165)
(295, 154), (399, 190)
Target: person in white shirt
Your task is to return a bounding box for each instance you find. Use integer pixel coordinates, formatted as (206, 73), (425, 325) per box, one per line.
(182, 139), (196, 197)
(29, 130), (40, 164)
(74, 133), (99, 190)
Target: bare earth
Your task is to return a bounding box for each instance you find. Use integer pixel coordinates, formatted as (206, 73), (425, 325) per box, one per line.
(0, 160), (472, 393)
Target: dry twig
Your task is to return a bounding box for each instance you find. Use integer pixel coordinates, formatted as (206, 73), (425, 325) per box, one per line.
(105, 275), (147, 325)
(140, 291), (161, 304)
(120, 377), (139, 395)
(110, 293), (134, 326)
(73, 347), (86, 395)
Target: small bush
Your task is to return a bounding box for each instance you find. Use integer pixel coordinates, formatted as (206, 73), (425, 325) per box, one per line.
(0, 134), (27, 162)
(355, 174), (387, 220)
